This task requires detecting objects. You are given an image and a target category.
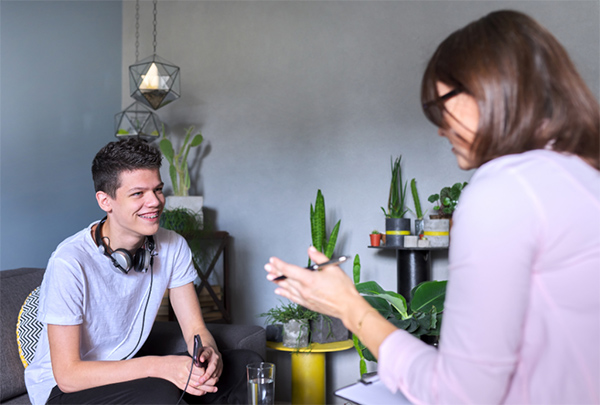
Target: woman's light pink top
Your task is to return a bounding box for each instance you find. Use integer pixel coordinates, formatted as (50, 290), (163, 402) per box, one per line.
(379, 150), (600, 404)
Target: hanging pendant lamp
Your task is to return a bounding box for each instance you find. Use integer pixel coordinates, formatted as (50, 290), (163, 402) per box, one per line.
(129, 0), (180, 110)
(114, 0), (163, 140)
(115, 101), (162, 141)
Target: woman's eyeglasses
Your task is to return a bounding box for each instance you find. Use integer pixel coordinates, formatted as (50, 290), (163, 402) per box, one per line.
(422, 88), (463, 127)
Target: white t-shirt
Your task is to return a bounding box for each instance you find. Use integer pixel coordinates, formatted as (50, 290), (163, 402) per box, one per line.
(24, 222), (197, 405)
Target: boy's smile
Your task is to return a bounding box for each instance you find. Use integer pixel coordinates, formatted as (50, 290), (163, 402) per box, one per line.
(96, 168), (165, 252)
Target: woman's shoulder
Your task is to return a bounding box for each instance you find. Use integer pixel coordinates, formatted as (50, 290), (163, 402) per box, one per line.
(472, 150), (598, 187)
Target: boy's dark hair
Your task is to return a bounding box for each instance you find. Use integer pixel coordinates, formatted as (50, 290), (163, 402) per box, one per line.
(92, 138), (162, 198)
(421, 10), (599, 169)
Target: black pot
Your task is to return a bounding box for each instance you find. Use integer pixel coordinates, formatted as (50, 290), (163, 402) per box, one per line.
(385, 217), (411, 246)
(310, 315), (349, 344)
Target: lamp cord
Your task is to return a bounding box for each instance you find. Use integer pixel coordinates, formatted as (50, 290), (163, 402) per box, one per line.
(134, 0), (139, 63)
(152, 0), (158, 55)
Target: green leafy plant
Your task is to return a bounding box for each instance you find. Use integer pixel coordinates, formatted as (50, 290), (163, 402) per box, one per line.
(260, 301), (321, 324)
(352, 254), (447, 375)
(410, 178), (426, 220)
(160, 207), (203, 236)
(427, 182), (468, 218)
(159, 126), (204, 196)
(310, 189), (341, 266)
(381, 156), (408, 218)
(370, 230), (380, 235)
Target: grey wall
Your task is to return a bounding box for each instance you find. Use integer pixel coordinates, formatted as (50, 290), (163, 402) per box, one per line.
(120, 1), (598, 400)
(1, 0), (122, 269)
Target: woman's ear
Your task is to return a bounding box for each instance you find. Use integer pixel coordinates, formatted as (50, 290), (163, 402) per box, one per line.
(96, 191), (112, 213)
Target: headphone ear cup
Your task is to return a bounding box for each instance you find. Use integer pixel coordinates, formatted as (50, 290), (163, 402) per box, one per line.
(133, 248), (151, 273)
(112, 249), (132, 274)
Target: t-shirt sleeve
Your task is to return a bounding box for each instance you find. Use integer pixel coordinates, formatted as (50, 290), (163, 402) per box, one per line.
(166, 232), (198, 289)
(38, 257), (85, 326)
(378, 166), (542, 404)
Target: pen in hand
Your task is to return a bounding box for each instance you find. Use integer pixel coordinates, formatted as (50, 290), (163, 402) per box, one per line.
(273, 255), (350, 281)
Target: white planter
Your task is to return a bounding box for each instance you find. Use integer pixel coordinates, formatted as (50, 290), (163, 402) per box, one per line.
(423, 218), (450, 247)
(403, 235), (418, 248)
(165, 196), (204, 227)
(282, 320), (309, 348)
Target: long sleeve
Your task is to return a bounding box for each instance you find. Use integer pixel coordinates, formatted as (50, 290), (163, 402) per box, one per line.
(378, 151), (600, 404)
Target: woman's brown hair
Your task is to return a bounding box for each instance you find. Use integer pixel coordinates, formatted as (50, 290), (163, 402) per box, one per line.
(421, 10), (599, 170)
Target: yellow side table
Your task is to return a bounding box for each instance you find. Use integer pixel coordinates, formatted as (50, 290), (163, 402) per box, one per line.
(266, 340), (354, 405)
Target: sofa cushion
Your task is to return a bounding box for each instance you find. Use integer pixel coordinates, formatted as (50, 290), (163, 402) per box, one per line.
(16, 286), (43, 368)
(0, 268), (45, 403)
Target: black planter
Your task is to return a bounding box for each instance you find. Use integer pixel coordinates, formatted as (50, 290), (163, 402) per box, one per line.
(310, 315), (349, 344)
(385, 218), (411, 246)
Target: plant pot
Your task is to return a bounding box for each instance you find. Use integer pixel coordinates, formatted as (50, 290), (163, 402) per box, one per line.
(165, 196), (204, 228)
(414, 219), (424, 237)
(385, 218), (411, 247)
(369, 234), (382, 247)
(282, 320), (309, 348)
(424, 218), (450, 247)
(266, 324), (283, 343)
(310, 315), (349, 344)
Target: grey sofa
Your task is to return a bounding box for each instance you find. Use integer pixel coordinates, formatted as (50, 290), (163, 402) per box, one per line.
(0, 267), (266, 404)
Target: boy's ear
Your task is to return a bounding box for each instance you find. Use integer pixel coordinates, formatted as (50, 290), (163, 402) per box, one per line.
(96, 191), (112, 213)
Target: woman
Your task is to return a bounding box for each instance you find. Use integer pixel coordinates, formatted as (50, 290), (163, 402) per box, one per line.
(265, 10), (599, 404)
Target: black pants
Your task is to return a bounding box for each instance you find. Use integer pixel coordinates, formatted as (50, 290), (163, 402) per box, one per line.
(46, 349), (262, 404)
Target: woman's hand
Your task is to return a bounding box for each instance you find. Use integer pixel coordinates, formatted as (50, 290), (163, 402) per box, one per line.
(265, 246), (365, 326)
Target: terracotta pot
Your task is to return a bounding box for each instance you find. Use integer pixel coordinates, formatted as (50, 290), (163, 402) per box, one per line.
(369, 233), (382, 247)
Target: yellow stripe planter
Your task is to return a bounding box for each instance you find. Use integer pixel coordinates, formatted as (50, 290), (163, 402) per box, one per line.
(385, 218), (411, 246)
(423, 218), (450, 247)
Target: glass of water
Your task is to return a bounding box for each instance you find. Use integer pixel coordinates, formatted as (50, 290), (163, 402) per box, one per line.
(247, 362), (275, 405)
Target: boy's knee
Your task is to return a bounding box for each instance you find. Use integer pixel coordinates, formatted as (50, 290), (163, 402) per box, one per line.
(130, 378), (181, 404)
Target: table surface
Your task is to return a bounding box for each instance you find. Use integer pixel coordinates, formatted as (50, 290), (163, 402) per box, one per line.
(266, 339), (354, 353)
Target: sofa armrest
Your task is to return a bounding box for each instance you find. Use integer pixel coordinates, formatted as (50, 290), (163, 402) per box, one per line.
(138, 321), (266, 360)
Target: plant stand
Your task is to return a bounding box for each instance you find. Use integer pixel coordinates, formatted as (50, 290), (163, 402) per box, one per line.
(162, 231), (231, 323)
(369, 246), (447, 302)
(266, 340), (353, 405)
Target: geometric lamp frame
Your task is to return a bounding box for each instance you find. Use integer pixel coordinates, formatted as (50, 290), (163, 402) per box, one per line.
(115, 101), (163, 141)
(129, 54), (180, 110)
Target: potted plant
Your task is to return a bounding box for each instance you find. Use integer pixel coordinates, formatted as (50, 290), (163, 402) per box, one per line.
(307, 190), (349, 343)
(425, 182), (468, 247)
(427, 182), (468, 219)
(159, 125), (205, 222)
(310, 189), (341, 265)
(410, 178), (426, 237)
(260, 301), (321, 348)
(351, 255), (446, 375)
(369, 230), (382, 247)
(381, 156), (410, 246)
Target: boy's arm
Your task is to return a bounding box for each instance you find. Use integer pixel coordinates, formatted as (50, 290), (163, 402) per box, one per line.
(48, 321), (217, 395)
(48, 324), (161, 392)
(169, 282), (223, 383)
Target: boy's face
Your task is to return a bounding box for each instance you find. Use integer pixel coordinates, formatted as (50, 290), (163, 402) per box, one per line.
(98, 168), (164, 246)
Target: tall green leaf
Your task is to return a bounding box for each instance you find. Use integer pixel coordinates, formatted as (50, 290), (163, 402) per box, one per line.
(410, 280), (447, 313)
(353, 254), (361, 284)
(324, 220), (341, 259)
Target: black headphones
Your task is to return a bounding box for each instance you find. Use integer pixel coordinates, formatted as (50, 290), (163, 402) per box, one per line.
(94, 217), (155, 275)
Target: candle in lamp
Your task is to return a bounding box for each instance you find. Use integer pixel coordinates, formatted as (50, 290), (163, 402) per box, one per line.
(140, 63), (166, 90)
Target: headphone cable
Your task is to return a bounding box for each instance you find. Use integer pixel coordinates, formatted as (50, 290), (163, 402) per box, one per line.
(176, 356), (195, 405)
(121, 260), (153, 360)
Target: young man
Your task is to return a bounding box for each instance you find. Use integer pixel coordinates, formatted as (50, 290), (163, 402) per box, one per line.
(25, 138), (259, 404)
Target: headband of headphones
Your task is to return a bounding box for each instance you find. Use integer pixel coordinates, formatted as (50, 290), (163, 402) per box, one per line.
(94, 217), (155, 275)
